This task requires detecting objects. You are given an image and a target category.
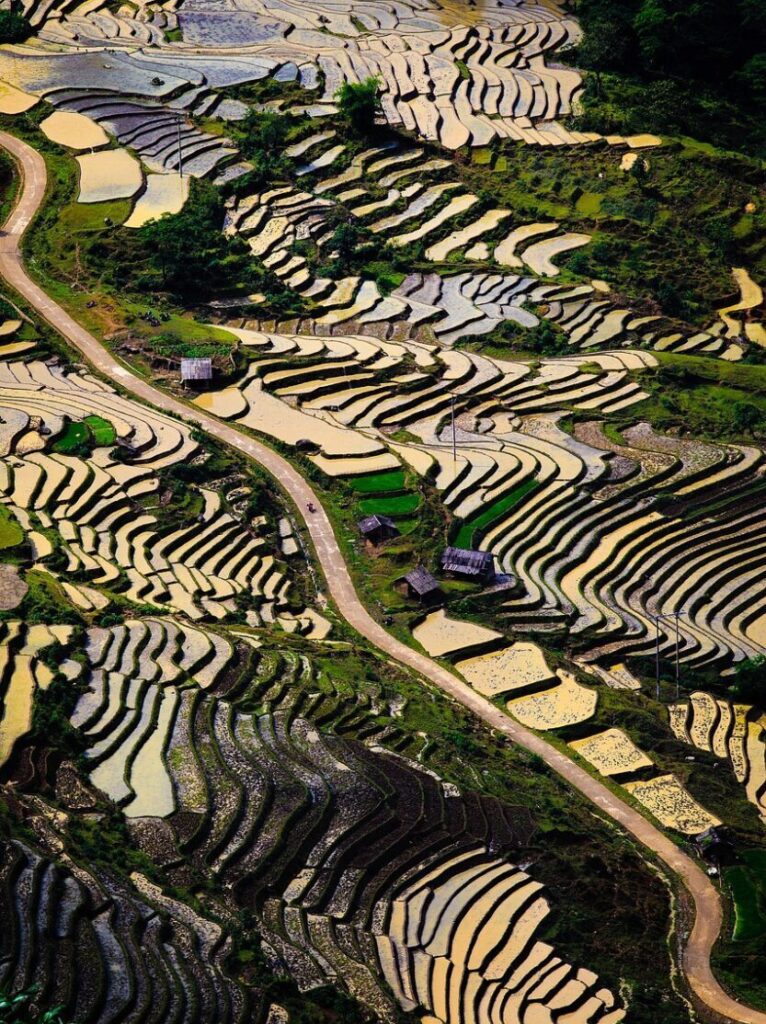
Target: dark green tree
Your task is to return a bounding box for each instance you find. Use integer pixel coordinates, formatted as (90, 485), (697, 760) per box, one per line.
(731, 400), (763, 435)
(0, 6), (31, 43)
(334, 76), (382, 134)
(139, 179), (252, 298)
(730, 655), (766, 705)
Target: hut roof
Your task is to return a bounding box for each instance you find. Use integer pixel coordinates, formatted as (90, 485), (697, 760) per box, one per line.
(181, 357), (213, 381)
(358, 514), (398, 536)
(403, 566), (440, 596)
(440, 546), (494, 576)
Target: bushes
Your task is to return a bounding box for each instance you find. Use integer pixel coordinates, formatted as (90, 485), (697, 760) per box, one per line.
(335, 77), (382, 134)
(0, 7), (31, 44)
(573, 0), (766, 90)
(0, 987), (68, 1024)
(570, 0), (766, 152)
(730, 655), (766, 705)
(493, 318), (570, 356)
(138, 179), (249, 298)
(233, 109), (292, 189)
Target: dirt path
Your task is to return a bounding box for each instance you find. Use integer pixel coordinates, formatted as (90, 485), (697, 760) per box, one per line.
(1, 129), (763, 1024)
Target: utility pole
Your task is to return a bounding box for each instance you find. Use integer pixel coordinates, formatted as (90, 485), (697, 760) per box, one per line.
(177, 112), (184, 178)
(653, 610), (684, 702)
(451, 394), (457, 463)
(675, 609), (681, 699)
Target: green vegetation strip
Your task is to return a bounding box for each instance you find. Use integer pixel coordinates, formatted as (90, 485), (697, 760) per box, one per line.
(727, 851), (766, 941)
(454, 480), (539, 548)
(0, 507), (23, 549)
(358, 493), (421, 516)
(84, 415), (116, 446)
(52, 415), (116, 453)
(348, 469), (406, 493)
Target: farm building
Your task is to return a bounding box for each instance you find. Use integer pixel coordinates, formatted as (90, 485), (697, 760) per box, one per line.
(440, 546), (495, 582)
(180, 358), (213, 388)
(358, 514), (399, 545)
(395, 566), (442, 604)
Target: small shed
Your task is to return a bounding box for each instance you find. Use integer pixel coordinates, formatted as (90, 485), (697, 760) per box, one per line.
(395, 565), (442, 604)
(694, 825), (735, 866)
(440, 546), (495, 582)
(180, 358), (213, 388)
(358, 514), (399, 546)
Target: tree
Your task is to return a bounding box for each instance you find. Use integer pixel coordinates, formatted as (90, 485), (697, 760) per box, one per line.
(0, 7), (31, 43)
(730, 655), (766, 705)
(139, 179), (254, 299)
(736, 53), (766, 105)
(731, 400), (763, 435)
(335, 77), (382, 134)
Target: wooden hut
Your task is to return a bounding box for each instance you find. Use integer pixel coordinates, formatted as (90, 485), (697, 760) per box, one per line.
(395, 566), (442, 604)
(357, 514), (399, 546)
(440, 546), (495, 582)
(180, 358), (213, 389)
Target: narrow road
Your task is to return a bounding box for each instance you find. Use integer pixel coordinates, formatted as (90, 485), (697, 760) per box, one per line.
(1, 129), (762, 1024)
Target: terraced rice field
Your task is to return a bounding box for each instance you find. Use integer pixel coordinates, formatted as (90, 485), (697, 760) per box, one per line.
(124, 172), (190, 228)
(622, 775), (721, 836)
(0, 0), (639, 163)
(198, 326), (766, 674)
(2, 0), (766, 1019)
(0, 357), (305, 625)
(456, 642), (555, 697)
(569, 728), (653, 777)
(413, 609), (502, 658)
(40, 110), (108, 150)
(669, 692), (766, 822)
(76, 149), (143, 203)
(219, 137), (745, 359)
(1, 622), (626, 1024)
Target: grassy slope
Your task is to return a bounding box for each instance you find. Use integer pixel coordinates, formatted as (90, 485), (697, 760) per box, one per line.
(460, 138), (765, 326)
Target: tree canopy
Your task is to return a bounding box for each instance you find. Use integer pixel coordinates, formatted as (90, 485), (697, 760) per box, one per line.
(573, 0), (766, 96)
(138, 179), (251, 298)
(334, 77), (382, 134)
(0, 7), (31, 43)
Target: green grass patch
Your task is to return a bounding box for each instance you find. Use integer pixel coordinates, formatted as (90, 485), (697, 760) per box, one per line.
(575, 191), (603, 216)
(727, 851), (766, 942)
(58, 197), (131, 233)
(347, 469), (406, 494)
(602, 422), (627, 445)
(358, 493), (421, 517)
(52, 420), (88, 454)
(472, 147), (493, 165)
(453, 480), (538, 548)
(84, 415), (116, 446)
(0, 507), (24, 550)
(51, 416), (117, 454)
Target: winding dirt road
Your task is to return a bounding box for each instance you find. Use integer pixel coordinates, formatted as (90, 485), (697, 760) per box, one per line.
(1, 129), (763, 1024)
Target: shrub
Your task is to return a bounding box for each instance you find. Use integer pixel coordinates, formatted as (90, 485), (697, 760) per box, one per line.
(0, 8), (31, 44)
(335, 77), (382, 134)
